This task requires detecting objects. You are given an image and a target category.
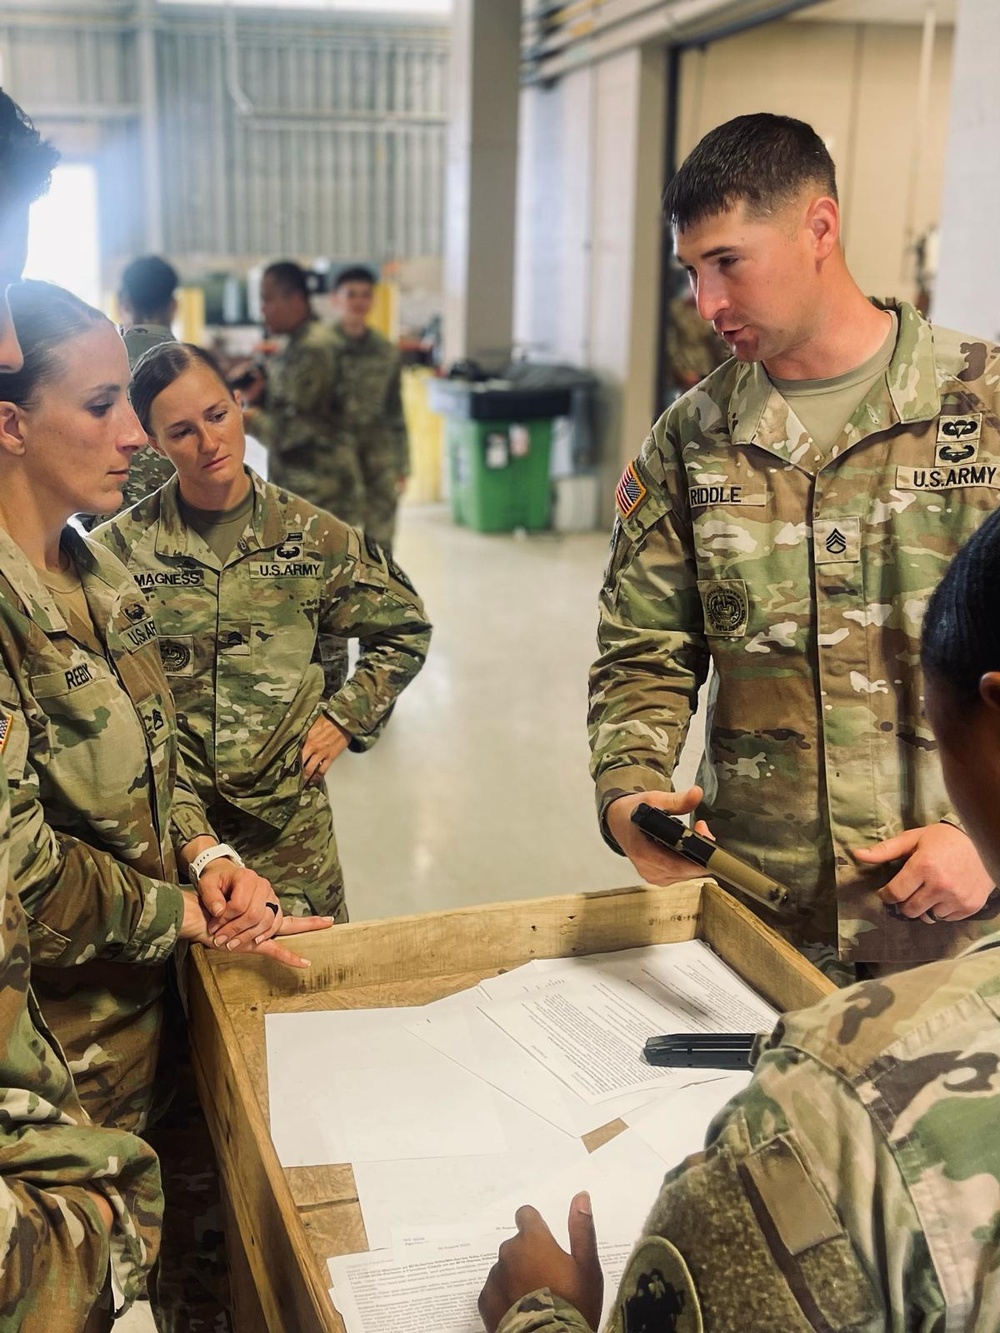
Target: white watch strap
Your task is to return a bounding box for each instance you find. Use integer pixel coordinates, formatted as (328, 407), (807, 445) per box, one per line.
(188, 842), (245, 887)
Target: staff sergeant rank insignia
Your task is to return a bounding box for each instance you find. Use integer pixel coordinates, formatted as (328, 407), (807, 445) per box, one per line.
(616, 461), (647, 519)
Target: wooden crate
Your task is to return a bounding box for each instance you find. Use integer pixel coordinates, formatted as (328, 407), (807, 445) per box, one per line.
(187, 879), (833, 1333)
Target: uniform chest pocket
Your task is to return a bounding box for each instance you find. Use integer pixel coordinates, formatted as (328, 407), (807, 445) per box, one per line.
(28, 663), (155, 807)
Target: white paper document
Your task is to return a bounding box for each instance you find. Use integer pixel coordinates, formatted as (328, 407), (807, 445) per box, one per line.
(478, 1128), (670, 1328)
(266, 1007), (508, 1167)
(624, 1073), (752, 1167)
(407, 1003), (656, 1138)
(481, 942), (777, 1106)
(328, 1238), (501, 1333)
(352, 1089), (587, 1249)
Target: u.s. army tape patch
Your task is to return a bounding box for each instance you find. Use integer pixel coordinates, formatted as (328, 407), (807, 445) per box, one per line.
(616, 461), (648, 519)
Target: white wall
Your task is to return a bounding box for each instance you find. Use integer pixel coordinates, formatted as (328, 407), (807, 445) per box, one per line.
(934, 0), (1000, 340)
(677, 19), (953, 303)
(514, 15), (955, 521)
(515, 47), (666, 513)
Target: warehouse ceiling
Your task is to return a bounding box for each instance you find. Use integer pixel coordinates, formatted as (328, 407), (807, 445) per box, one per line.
(793, 0), (955, 21)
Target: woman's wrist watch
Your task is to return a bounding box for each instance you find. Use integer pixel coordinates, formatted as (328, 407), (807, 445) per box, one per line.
(188, 842), (245, 887)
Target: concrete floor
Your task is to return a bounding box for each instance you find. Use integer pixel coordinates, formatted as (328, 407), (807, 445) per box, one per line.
(119, 502), (707, 1331)
(330, 504), (637, 918)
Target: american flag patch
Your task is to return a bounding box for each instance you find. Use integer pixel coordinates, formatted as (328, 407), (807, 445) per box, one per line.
(615, 461), (647, 519)
(0, 711), (11, 755)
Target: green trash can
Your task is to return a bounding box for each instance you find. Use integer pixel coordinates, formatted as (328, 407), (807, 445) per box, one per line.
(447, 418), (554, 532)
(429, 378), (571, 534)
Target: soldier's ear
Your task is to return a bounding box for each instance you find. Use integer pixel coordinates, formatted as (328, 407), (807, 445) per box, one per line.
(0, 400), (26, 457)
(979, 671), (1000, 715)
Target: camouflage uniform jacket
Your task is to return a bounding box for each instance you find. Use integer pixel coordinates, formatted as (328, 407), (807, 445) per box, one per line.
(333, 324), (410, 478)
(0, 754), (163, 1328)
(0, 525), (210, 1126)
(247, 316), (363, 525)
(498, 931), (1000, 1333)
(590, 301), (1000, 963)
(665, 295), (729, 391)
(95, 469), (431, 833)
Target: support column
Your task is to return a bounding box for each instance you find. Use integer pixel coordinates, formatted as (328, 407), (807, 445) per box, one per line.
(933, 0), (1000, 340)
(443, 0), (520, 370)
(135, 0), (164, 253)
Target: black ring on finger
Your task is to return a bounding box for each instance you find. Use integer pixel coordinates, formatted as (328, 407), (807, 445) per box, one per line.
(265, 901), (280, 916)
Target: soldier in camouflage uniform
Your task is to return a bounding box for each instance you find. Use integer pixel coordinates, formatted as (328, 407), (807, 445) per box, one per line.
(664, 289), (729, 397)
(243, 260), (364, 525)
(98, 342), (431, 920)
(332, 266), (410, 548)
(0, 92), (162, 1333)
(483, 934), (1000, 1333)
(1, 760), (164, 1333)
(115, 256), (180, 512)
(590, 113), (998, 972)
(483, 506), (1000, 1333)
(0, 283), (331, 1332)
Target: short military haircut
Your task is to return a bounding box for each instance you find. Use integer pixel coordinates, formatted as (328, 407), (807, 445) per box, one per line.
(922, 508), (1000, 707)
(119, 255), (178, 320)
(663, 113), (838, 232)
(334, 265), (376, 291)
(263, 260), (311, 298)
(0, 89), (59, 213)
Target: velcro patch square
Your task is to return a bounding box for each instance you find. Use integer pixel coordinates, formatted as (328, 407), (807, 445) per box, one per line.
(615, 461), (647, 520)
(814, 516), (861, 564)
(698, 578), (749, 637)
(937, 413), (981, 444)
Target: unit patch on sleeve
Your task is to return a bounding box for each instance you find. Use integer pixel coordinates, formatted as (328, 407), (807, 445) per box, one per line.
(616, 461), (648, 520)
(698, 578), (749, 637)
(159, 637), (194, 675)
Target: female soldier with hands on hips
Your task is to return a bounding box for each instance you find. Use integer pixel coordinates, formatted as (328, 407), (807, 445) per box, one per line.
(0, 280), (331, 1332)
(96, 341), (431, 921)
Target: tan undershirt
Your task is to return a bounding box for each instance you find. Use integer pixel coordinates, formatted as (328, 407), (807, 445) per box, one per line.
(178, 489), (254, 564)
(39, 560), (104, 655)
(771, 312), (898, 454)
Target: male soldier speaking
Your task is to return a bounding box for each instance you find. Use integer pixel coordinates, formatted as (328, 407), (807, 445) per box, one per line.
(589, 113), (1000, 974)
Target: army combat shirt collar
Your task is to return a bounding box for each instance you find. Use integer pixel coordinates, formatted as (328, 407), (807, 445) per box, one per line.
(152, 468), (285, 564)
(0, 523), (121, 647)
(726, 300), (940, 472)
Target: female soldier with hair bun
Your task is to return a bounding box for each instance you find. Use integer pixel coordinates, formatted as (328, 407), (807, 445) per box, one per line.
(96, 340), (430, 921)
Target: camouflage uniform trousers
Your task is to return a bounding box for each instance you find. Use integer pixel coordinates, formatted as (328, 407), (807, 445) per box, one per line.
(359, 443), (402, 549)
(208, 780), (348, 922)
(38, 964), (232, 1333)
(268, 446), (366, 532)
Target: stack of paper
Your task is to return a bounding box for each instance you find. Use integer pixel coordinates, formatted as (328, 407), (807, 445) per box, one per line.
(264, 939), (778, 1333)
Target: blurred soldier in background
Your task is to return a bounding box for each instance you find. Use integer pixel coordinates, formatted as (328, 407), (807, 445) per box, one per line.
(242, 260), (363, 526)
(332, 265), (410, 549)
(88, 254), (180, 525)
